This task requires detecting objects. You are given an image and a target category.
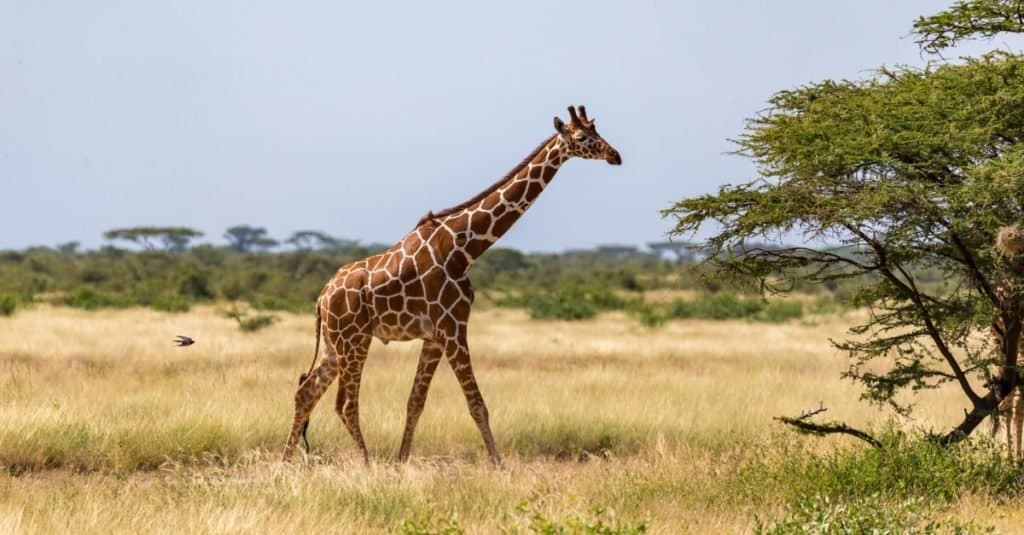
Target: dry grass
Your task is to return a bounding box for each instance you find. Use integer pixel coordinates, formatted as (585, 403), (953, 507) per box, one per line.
(0, 305), (1017, 533)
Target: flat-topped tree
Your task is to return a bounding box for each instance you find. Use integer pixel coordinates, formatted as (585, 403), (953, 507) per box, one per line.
(285, 230), (343, 251)
(664, 10), (1024, 443)
(224, 225), (278, 253)
(103, 226), (203, 252)
(648, 241), (693, 263)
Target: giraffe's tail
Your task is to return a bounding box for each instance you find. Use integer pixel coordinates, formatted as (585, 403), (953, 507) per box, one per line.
(303, 303), (323, 380)
(298, 302), (322, 452)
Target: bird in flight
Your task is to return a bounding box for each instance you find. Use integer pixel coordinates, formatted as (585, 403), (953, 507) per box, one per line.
(174, 335), (195, 347)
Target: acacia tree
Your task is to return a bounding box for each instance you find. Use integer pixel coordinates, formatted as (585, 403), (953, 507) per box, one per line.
(664, 2), (1024, 443)
(103, 226), (203, 252)
(648, 241), (694, 263)
(284, 230), (340, 251)
(224, 225), (278, 253)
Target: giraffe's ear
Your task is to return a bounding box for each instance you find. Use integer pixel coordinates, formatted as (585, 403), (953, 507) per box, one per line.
(553, 116), (566, 134)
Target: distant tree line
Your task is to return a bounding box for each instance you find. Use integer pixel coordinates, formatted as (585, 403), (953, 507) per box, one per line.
(0, 225), (722, 316)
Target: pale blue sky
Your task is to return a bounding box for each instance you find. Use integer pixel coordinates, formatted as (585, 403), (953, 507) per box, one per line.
(1, 1), (1015, 251)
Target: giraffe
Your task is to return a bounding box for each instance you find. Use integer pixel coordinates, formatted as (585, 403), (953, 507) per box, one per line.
(282, 105), (622, 464)
(989, 224), (1024, 458)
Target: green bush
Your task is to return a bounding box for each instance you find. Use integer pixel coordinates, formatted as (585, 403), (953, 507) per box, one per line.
(172, 261), (213, 299)
(220, 306), (278, 332)
(501, 290), (811, 325)
(627, 301), (666, 327)
(250, 295), (310, 314)
(667, 293), (763, 320)
(747, 435), (1012, 534)
(499, 284), (626, 321)
(656, 294), (805, 323)
(217, 275), (248, 301)
(756, 300), (804, 323)
(808, 296), (847, 316)
(753, 494), (991, 534)
(63, 287), (126, 310)
(238, 314), (277, 332)
(150, 294), (191, 313)
(759, 434), (1024, 505)
(0, 293), (18, 316)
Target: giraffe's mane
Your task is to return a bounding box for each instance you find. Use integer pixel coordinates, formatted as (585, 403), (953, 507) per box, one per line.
(421, 134), (559, 224)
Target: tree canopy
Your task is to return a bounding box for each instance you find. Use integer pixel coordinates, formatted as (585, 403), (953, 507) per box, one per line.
(103, 226), (203, 252)
(224, 225), (278, 253)
(914, 0), (1024, 53)
(664, 5), (1024, 442)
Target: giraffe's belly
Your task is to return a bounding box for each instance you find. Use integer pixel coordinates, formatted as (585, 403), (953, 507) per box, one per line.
(371, 312), (434, 343)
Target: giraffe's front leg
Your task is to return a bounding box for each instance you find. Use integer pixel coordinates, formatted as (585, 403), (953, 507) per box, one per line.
(398, 341), (444, 461)
(443, 335), (502, 466)
(283, 348), (340, 461)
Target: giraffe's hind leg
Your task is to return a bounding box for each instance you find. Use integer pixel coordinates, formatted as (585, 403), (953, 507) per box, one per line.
(335, 338), (372, 464)
(283, 343), (341, 460)
(398, 341), (444, 461)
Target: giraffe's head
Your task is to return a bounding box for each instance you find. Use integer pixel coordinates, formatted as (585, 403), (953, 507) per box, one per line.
(553, 105), (622, 165)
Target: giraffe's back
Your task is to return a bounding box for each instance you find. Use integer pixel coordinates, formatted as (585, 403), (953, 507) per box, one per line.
(320, 223), (471, 345)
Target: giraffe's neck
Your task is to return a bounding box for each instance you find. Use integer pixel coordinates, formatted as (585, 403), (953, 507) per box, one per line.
(433, 135), (569, 264)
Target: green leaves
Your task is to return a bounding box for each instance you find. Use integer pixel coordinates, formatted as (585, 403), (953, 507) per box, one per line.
(914, 0), (1024, 53)
(663, 47), (1024, 435)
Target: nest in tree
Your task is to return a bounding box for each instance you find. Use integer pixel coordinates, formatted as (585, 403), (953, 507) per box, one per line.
(996, 225), (1024, 258)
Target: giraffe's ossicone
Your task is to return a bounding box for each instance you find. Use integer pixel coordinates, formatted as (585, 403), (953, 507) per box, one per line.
(283, 106), (622, 464)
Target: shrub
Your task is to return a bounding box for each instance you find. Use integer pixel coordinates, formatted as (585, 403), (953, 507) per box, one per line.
(747, 435), (1011, 534)
(667, 293), (763, 320)
(808, 296), (847, 316)
(217, 275), (248, 301)
(250, 295), (310, 314)
(658, 294), (805, 323)
(150, 294), (191, 313)
(627, 301), (666, 327)
(756, 300), (803, 323)
(0, 293), (18, 316)
(128, 282), (173, 307)
(173, 261), (213, 299)
(499, 284), (626, 321)
(238, 314), (277, 332)
(220, 306), (278, 332)
(757, 434), (1024, 506)
(63, 287), (125, 310)
(753, 494), (991, 534)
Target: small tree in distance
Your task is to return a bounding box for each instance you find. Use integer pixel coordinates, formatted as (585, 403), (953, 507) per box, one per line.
(224, 225), (278, 253)
(285, 230), (341, 251)
(664, 0), (1024, 443)
(103, 226), (203, 252)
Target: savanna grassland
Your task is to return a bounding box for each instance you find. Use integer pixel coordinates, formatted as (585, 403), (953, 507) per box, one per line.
(0, 305), (1021, 534)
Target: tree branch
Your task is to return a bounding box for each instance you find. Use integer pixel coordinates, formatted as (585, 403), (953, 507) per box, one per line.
(948, 229), (997, 304)
(774, 405), (883, 448)
(844, 224), (982, 405)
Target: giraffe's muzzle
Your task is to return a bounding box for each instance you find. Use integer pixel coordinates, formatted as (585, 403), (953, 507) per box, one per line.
(606, 150), (622, 165)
